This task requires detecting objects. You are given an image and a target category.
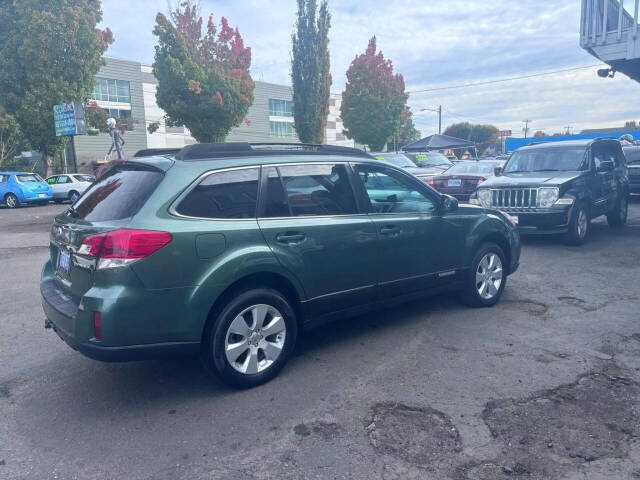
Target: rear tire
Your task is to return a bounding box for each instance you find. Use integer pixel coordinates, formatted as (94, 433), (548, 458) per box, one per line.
(459, 242), (507, 308)
(606, 194), (628, 227)
(563, 203), (589, 246)
(4, 193), (18, 209)
(201, 287), (297, 388)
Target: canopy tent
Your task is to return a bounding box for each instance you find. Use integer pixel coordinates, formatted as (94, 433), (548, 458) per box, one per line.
(402, 134), (475, 152)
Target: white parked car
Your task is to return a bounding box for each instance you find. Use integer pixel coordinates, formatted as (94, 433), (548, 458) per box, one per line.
(45, 174), (95, 203)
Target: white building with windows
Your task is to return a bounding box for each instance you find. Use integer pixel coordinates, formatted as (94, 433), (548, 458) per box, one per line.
(74, 57), (350, 167)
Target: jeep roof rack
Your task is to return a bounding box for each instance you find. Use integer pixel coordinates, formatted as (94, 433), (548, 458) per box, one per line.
(173, 142), (372, 161)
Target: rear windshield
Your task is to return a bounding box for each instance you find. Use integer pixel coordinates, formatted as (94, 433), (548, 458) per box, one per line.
(445, 162), (497, 174)
(17, 174), (43, 183)
(624, 148), (640, 164)
(73, 174), (95, 182)
(374, 153), (416, 168)
(72, 167), (163, 222)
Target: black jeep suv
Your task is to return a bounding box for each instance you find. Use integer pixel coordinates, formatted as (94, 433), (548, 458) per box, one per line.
(471, 139), (629, 245)
(623, 145), (640, 194)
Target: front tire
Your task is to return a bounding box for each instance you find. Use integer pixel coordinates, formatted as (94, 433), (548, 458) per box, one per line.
(606, 194), (628, 227)
(564, 203), (589, 245)
(201, 288), (297, 388)
(68, 191), (80, 203)
(460, 243), (507, 308)
(4, 193), (19, 209)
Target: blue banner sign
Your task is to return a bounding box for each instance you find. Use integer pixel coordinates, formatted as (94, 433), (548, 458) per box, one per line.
(53, 102), (87, 137)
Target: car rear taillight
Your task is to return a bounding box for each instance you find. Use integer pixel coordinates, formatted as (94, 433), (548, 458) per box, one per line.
(79, 229), (172, 269)
(93, 311), (102, 340)
(423, 177), (435, 188)
(477, 177), (487, 186)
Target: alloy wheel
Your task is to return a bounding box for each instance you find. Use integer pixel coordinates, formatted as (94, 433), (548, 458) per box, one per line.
(5, 194), (17, 208)
(224, 304), (286, 375)
(475, 253), (503, 300)
(577, 209), (588, 238)
(70, 192), (79, 203)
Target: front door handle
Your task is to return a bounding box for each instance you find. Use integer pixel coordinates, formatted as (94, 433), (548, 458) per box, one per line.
(380, 225), (401, 236)
(276, 231), (306, 245)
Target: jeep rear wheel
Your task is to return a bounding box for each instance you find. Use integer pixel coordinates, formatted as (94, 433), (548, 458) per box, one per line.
(202, 287), (297, 388)
(564, 204), (589, 245)
(606, 194), (628, 227)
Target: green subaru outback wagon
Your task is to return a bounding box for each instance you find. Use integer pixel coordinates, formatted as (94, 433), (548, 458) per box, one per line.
(41, 143), (520, 387)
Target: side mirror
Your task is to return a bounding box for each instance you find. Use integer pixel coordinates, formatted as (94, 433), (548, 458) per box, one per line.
(441, 194), (458, 213)
(597, 160), (614, 172)
(494, 166), (502, 176)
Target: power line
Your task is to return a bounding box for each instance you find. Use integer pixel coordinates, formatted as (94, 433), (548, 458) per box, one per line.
(407, 64), (604, 94)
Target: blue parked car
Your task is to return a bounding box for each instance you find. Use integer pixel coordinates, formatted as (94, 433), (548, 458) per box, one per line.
(0, 171), (53, 208)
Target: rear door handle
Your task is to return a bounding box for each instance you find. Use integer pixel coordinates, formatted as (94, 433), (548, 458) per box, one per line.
(380, 225), (401, 236)
(275, 231), (306, 245)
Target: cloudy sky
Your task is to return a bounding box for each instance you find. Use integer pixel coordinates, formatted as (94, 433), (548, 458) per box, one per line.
(101, 0), (640, 137)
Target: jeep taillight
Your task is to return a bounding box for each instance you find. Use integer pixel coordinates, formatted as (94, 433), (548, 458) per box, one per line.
(79, 229), (172, 269)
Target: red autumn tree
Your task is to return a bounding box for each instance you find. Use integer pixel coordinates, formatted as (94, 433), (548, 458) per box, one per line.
(153, 1), (254, 142)
(341, 36), (408, 151)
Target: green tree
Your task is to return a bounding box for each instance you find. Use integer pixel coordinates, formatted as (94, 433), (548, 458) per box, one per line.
(291, 0), (331, 144)
(395, 107), (420, 147)
(153, 1), (255, 143)
(0, 0), (113, 175)
(0, 107), (27, 165)
(341, 37), (407, 152)
(444, 122), (498, 157)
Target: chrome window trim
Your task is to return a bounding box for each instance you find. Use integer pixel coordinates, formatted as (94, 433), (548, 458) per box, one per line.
(168, 165), (262, 220)
(168, 160), (359, 221)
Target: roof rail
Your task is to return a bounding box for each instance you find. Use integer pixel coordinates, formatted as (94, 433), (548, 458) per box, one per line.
(133, 148), (182, 158)
(174, 142), (372, 161)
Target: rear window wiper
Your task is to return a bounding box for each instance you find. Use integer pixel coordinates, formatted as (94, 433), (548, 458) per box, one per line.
(66, 206), (79, 218)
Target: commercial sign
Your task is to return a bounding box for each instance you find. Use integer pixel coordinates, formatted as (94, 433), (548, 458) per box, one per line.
(499, 130), (512, 137)
(53, 102), (87, 136)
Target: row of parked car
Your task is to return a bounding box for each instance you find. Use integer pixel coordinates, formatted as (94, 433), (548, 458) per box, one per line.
(378, 138), (639, 245)
(0, 172), (95, 208)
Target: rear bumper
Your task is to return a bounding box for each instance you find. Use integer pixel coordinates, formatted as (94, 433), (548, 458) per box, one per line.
(44, 313), (199, 362)
(21, 193), (52, 203)
(40, 269), (200, 362)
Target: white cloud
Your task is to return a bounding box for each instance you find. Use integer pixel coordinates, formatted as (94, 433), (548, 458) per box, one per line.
(100, 0), (640, 137)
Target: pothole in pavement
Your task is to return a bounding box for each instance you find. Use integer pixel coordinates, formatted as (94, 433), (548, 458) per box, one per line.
(366, 402), (462, 466)
(454, 460), (532, 480)
(293, 421), (342, 441)
(499, 300), (548, 316)
(481, 365), (640, 478)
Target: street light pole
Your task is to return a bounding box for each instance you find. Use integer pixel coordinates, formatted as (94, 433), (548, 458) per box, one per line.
(438, 105), (442, 135)
(523, 119), (531, 139)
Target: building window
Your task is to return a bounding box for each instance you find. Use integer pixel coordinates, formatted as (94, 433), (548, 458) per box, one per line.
(269, 99), (293, 117)
(269, 121), (295, 138)
(92, 78), (131, 103)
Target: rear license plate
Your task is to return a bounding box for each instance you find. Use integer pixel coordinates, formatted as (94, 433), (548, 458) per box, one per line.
(38, 193), (46, 198)
(448, 179), (461, 187)
(58, 250), (71, 275)
(509, 215), (519, 225)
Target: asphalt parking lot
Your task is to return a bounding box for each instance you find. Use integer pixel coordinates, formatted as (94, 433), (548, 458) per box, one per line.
(1, 200), (640, 480)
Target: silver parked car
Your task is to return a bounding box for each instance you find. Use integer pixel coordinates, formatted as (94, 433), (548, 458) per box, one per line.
(45, 174), (95, 203)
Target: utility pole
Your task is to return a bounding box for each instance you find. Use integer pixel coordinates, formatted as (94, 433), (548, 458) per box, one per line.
(418, 106), (443, 134)
(523, 119), (531, 138)
(564, 125), (573, 136)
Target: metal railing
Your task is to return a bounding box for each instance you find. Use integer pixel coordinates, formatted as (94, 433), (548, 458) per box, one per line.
(581, 0), (638, 46)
